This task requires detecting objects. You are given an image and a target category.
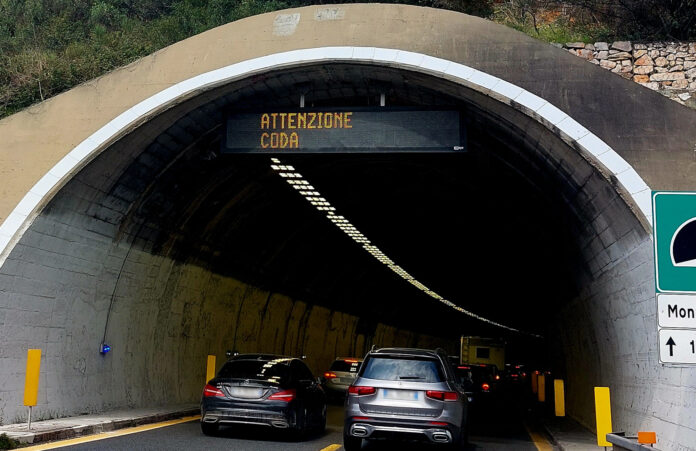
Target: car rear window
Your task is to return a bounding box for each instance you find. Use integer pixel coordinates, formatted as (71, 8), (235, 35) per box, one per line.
(217, 359), (291, 384)
(455, 366), (491, 385)
(329, 360), (361, 372)
(360, 356), (443, 382)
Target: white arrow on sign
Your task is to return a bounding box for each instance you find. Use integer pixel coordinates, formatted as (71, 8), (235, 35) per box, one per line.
(659, 329), (696, 364)
(658, 294), (696, 328)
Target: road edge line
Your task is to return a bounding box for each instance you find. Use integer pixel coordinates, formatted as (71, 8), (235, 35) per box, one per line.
(19, 415), (200, 450)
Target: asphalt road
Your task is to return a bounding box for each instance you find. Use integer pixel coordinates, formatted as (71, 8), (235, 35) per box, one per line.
(57, 389), (543, 450)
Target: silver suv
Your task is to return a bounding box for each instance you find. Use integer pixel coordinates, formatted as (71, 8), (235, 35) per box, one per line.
(344, 347), (468, 450)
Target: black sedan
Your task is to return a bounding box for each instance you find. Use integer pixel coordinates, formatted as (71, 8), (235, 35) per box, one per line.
(200, 354), (327, 438)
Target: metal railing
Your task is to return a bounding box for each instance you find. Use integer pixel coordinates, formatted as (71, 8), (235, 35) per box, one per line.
(607, 432), (660, 451)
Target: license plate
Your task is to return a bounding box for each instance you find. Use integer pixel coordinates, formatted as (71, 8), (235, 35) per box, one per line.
(340, 377), (354, 383)
(227, 387), (264, 398)
(382, 389), (419, 401)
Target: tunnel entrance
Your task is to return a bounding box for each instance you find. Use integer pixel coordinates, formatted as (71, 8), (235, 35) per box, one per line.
(0, 59), (651, 432)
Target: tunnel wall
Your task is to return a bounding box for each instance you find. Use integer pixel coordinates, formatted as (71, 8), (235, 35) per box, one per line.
(476, 80), (696, 449)
(552, 210), (696, 448)
(0, 198), (451, 424)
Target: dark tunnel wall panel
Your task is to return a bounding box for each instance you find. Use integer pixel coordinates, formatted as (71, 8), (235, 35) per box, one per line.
(0, 213), (454, 422)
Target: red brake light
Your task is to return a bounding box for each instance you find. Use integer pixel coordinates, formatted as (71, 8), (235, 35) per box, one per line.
(203, 384), (224, 397)
(458, 366), (470, 370)
(324, 372), (337, 379)
(348, 386), (376, 396)
(268, 389), (296, 402)
(426, 390), (458, 401)
(353, 416), (370, 421)
(430, 421), (449, 426)
(345, 359), (359, 363)
(482, 383), (490, 391)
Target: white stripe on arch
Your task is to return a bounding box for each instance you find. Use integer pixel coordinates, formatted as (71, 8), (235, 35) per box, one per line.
(0, 46), (652, 267)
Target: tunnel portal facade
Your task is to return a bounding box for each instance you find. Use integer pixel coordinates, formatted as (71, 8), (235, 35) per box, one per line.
(1, 4), (696, 449)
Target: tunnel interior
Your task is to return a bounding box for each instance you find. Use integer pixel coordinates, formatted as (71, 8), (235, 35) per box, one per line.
(0, 63), (652, 427)
(96, 64), (588, 339)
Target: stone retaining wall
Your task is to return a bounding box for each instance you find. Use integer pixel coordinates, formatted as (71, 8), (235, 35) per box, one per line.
(560, 41), (696, 109)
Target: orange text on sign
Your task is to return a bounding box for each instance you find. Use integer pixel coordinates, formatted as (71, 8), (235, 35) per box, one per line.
(260, 112), (353, 130)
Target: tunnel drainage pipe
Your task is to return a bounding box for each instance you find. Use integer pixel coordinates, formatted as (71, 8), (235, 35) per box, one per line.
(269, 158), (542, 337)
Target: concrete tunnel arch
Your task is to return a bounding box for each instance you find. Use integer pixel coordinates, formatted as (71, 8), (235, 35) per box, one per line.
(1, 4), (696, 449)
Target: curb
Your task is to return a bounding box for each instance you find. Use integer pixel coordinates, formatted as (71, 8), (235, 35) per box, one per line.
(2, 407), (199, 445)
(539, 418), (564, 450)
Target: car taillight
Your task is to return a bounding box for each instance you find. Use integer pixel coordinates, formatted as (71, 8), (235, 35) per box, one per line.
(430, 421), (449, 426)
(203, 384), (224, 397)
(348, 386), (376, 396)
(268, 389), (296, 402)
(324, 372), (337, 379)
(482, 383), (490, 391)
(457, 366), (470, 370)
(426, 390), (458, 401)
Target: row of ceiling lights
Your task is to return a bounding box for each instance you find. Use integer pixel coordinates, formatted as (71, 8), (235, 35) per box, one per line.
(271, 158), (539, 336)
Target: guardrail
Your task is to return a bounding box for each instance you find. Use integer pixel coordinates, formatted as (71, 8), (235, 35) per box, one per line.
(607, 432), (660, 450)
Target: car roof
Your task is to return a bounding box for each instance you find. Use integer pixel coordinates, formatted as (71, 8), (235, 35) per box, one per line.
(369, 347), (443, 358)
(228, 353), (293, 363)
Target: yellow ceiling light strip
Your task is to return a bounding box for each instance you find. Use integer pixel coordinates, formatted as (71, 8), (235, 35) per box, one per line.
(270, 158), (540, 336)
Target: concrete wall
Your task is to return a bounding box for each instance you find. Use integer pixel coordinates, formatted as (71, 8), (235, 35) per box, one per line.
(2, 3), (696, 231)
(553, 210), (696, 449)
(0, 198), (450, 424)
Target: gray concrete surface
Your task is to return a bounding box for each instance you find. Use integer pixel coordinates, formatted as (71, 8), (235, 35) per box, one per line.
(0, 404), (198, 444)
(541, 416), (600, 451)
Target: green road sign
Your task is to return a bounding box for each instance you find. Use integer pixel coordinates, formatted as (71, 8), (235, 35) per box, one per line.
(653, 191), (696, 293)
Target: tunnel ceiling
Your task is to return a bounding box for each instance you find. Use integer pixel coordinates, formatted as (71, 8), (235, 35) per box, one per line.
(56, 63), (592, 343)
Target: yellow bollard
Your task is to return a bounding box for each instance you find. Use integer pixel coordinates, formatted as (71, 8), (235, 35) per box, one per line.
(24, 349), (41, 429)
(206, 355), (216, 383)
(594, 387), (612, 447)
(531, 371), (538, 394)
(554, 379), (565, 416)
(537, 374), (545, 402)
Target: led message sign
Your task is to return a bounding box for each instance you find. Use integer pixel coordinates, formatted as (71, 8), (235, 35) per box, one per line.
(223, 109), (463, 153)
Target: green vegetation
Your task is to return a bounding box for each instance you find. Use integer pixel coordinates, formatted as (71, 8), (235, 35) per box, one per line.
(0, 433), (19, 450)
(1, 0), (694, 118)
(0, 0), (295, 117)
(494, 0), (696, 44)
(492, 2), (614, 44)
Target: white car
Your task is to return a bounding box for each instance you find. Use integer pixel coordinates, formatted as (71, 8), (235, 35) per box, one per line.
(322, 357), (363, 399)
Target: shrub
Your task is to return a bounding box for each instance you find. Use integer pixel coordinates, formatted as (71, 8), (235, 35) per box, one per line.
(0, 433), (19, 450)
